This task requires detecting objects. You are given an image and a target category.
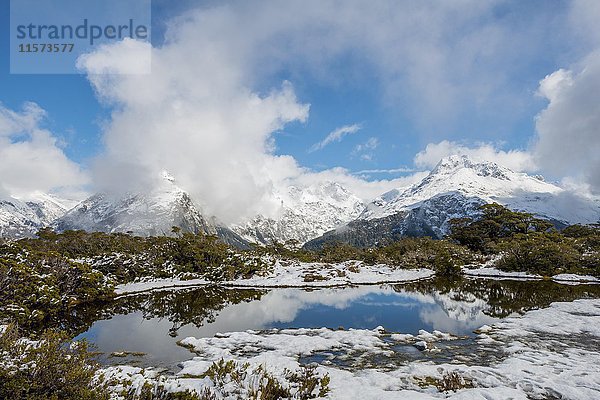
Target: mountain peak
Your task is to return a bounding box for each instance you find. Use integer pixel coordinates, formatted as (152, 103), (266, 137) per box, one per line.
(231, 180), (366, 245)
(360, 154), (583, 223)
(432, 155), (512, 180)
(161, 170), (176, 183)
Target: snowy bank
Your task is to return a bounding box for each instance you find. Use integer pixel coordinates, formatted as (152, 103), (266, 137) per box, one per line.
(115, 260), (434, 294)
(225, 260), (434, 288)
(100, 299), (600, 399)
(114, 278), (210, 295)
(464, 266), (599, 284)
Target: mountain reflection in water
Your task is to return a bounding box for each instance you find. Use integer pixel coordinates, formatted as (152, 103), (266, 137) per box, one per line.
(71, 278), (600, 369)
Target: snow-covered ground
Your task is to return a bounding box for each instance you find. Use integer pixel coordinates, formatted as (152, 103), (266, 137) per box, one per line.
(463, 266), (542, 280)
(552, 273), (600, 284)
(228, 260), (434, 288)
(115, 258), (598, 296)
(115, 278), (211, 295)
(101, 298), (600, 399)
(463, 266), (600, 284)
(115, 260), (435, 294)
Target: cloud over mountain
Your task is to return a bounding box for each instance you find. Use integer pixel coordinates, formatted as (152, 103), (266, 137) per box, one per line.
(72, 0), (600, 223)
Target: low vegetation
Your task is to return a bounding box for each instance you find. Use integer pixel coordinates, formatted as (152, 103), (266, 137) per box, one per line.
(0, 324), (111, 400)
(258, 236), (478, 276)
(0, 246), (115, 330)
(200, 359), (330, 399)
(0, 203), (597, 399)
(0, 324), (330, 400)
(416, 370), (474, 392)
(0, 230), (269, 330)
(1, 203), (597, 332)
(450, 204), (600, 277)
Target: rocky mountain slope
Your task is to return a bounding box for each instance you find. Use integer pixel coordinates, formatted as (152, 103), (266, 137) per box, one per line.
(53, 173), (248, 248)
(305, 155), (600, 249)
(3, 156), (599, 247)
(0, 193), (75, 239)
(231, 181), (366, 245)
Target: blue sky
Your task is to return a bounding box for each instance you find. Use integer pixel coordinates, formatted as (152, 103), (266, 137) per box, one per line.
(1, 0), (599, 217)
(0, 1), (564, 170)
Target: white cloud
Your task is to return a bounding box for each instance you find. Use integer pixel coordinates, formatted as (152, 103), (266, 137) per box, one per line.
(568, 0), (600, 47)
(0, 103), (88, 200)
(219, 0), (557, 134)
(80, 3), (463, 223)
(77, 38), (151, 76)
(414, 140), (536, 172)
(533, 51), (600, 193)
(291, 167), (427, 203)
(309, 124), (361, 152)
(78, 34), (311, 223)
(73, 1), (599, 223)
(352, 137), (379, 161)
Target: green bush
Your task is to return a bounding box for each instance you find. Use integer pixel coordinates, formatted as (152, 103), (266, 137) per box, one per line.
(0, 253), (114, 329)
(450, 203), (554, 253)
(0, 324), (111, 400)
(494, 232), (581, 276)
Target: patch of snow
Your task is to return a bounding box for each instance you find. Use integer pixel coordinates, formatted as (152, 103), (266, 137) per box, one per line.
(115, 278), (210, 295)
(114, 260), (434, 294)
(464, 266), (600, 284)
(226, 260), (434, 288)
(462, 266), (542, 280)
(100, 299), (600, 399)
(552, 274), (599, 284)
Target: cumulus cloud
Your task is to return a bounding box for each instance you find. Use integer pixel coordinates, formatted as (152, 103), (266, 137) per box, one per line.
(78, 34), (311, 222)
(533, 51), (600, 193)
(525, 0), (600, 193)
(309, 124), (361, 152)
(73, 0), (598, 223)
(81, 1), (527, 223)
(0, 103), (88, 200)
(82, 3), (466, 223)
(76, 38), (151, 76)
(414, 140), (536, 172)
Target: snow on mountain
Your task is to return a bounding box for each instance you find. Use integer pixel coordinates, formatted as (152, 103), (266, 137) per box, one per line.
(0, 192), (74, 239)
(305, 155), (600, 249)
(4, 156), (599, 247)
(52, 171), (246, 248)
(362, 155), (599, 225)
(231, 181), (366, 245)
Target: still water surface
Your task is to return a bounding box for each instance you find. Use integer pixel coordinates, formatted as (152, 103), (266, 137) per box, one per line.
(74, 277), (600, 370)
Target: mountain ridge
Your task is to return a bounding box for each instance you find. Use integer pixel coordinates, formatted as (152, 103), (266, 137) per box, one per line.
(52, 173), (250, 248)
(231, 181), (366, 245)
(305, 155), (600, 248)
(2, 156), (598, 247)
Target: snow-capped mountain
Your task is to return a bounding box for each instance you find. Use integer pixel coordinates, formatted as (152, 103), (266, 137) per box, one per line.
(363, 155), (599, 224)
(0, 193), (75, 239)
(54, 172), (248, 247)
(305, 155), (600, 248)
(4, 156), (599, 247)
(231, 181), (366, 245)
